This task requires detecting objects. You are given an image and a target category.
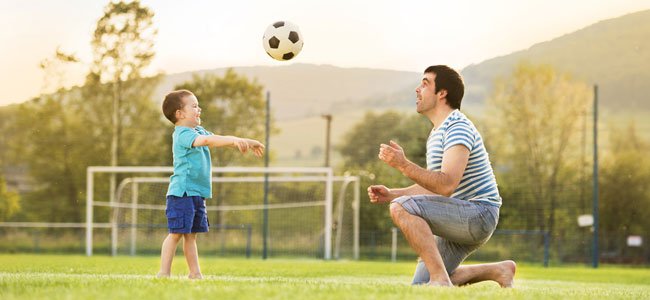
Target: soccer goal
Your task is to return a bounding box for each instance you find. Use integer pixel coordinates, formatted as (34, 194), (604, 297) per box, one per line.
(85, 166), (359, 260)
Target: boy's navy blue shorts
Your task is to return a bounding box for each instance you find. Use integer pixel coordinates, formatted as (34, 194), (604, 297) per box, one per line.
(165, 194), (209, 234)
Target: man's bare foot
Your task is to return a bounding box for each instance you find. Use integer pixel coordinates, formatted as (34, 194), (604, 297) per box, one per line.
(428, 280), (453, 287)
(496, 260), (516, 288)
(188, 273), (203, 280)
(156, 272), (170, 278)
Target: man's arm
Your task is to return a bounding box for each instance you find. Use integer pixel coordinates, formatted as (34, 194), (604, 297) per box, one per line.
(391, 184), (439, 197)
(378, 141), (469, 197)
(368, 183), (438, 204)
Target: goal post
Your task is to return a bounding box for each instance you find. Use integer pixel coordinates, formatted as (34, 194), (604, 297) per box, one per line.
(85, 166), (359, 260)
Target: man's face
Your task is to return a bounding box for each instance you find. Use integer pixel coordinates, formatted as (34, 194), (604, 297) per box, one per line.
(415, 72), (438, 114)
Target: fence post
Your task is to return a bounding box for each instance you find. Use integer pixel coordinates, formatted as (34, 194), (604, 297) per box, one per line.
(391, 227), (398, 262)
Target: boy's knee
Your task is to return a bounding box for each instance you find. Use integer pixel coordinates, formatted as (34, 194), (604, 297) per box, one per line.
(183, 233), (197, 240)
(168, 233), (183, 242)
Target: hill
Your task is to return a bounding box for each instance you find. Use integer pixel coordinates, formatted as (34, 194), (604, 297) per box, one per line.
(461, 9), (650, 110)
(154, 63), (418, 120)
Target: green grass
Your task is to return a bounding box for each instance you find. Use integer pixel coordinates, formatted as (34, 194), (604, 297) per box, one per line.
(0, 255), (649, 299)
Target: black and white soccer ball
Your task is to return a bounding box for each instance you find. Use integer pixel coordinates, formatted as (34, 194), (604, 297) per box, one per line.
(262, 21), (303, 61)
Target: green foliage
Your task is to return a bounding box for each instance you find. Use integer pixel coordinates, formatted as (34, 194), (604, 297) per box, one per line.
(338, 110), (431, 232)
(90, 0), (156, 83)
(600, 122), (650, 256)
(0, 1), (165, 223)
(484, 63), (591, 239)
(89, 0), (159, 175)
(0, 175), (20, 221)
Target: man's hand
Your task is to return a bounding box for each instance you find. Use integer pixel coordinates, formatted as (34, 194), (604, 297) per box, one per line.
(378, 140), (409, 171)
(367, 185), (397, 204)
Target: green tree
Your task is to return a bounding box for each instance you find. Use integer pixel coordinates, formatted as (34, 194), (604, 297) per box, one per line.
(0, 1), (164, 223)
(0, 174), (20, 221)
(600, 122), (650, 257)
(338, 110), (431, 233)
(89, 0), (158, 201)
(484, 62), (591, 240)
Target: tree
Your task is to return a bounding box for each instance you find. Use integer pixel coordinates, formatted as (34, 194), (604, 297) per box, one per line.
(484, 62), (591, 241)
(89, 0), (157, 201)
(338, 110), (431, 232)
(600, 122), (650, 258)
(0, 175), (20, 221)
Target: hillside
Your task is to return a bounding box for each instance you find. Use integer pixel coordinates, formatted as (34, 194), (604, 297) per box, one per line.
(154, 64), (418, 120)
(461, 9), (650, 110)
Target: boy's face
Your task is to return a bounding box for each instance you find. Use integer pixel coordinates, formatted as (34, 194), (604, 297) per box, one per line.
(176, 95), (202, 127)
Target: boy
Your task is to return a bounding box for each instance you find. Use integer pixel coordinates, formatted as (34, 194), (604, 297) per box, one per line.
(158, 89), (264, 279)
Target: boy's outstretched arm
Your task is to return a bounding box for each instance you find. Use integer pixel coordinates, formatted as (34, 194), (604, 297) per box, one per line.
(193, 135), (265, 157)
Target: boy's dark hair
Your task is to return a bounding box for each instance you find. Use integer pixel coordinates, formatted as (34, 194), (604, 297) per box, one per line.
(162, 90), (193, 124)
(424, 65), (465, 109)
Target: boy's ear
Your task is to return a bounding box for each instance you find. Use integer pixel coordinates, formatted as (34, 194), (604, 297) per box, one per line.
(175, 109), (183, 120)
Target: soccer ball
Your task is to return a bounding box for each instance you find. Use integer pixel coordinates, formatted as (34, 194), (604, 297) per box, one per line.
(262, 21), (303, 61)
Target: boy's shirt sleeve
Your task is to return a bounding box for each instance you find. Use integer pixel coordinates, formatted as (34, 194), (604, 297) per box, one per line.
(197, 126), (214, 136)
(176, 127), (200, 149)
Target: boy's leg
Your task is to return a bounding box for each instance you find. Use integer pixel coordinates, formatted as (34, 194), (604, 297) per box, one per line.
(184, 196), (208, 279)
(158, 233), (182, 277)
(183, 233), (202, 279)
(450, 260), (516, 287)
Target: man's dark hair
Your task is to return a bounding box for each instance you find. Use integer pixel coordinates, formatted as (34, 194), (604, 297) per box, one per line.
(424, 65), (464, 109)
(162, 90), (193, 124)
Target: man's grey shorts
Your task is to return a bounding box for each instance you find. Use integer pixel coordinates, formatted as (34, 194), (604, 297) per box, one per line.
(391, 194), (499, 284)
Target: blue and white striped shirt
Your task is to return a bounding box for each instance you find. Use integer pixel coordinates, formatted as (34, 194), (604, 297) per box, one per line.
(426, 110), (501, 207)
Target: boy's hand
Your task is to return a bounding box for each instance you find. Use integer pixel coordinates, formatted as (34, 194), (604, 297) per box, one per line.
(245, 139), (265, 157)
(234, 138), (250, 154)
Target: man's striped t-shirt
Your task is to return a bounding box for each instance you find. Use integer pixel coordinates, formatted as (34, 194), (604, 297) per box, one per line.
(426, 110), (501, 207)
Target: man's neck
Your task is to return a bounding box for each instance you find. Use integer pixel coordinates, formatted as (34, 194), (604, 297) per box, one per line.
(429, 106), (455, 130)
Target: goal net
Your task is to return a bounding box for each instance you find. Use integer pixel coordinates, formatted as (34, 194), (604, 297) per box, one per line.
(85, 166), (359, 260)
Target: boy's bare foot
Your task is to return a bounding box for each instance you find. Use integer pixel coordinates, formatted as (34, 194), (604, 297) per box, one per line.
(495, 260), (516, 288)
(156, 272), (170, 278)
(188, 273), (203, 280)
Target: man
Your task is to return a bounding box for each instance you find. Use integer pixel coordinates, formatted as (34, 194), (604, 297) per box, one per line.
(368, 65), (515, 287)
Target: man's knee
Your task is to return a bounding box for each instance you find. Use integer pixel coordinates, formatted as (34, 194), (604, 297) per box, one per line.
(390, 201), (407, 222)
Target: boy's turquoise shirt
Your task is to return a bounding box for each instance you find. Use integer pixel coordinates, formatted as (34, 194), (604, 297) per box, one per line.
(167, 125), (213, 198)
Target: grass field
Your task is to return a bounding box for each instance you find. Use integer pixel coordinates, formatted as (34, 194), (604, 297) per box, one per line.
(1, 255), (649, 299)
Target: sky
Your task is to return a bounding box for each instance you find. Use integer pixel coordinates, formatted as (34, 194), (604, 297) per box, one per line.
(0, 0), (648, 106)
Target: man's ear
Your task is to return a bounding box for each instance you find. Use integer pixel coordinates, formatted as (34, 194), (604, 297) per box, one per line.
(438, 89), (448, 99)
